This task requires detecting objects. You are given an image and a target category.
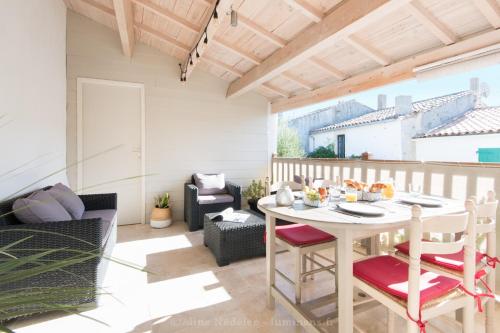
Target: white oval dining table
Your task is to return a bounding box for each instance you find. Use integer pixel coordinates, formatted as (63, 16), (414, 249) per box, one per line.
(257, 194), (465, 333)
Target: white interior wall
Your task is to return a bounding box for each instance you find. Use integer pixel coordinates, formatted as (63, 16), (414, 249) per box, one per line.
(0, 0), (67, 199)
(414, 134), (500, 162)
(66, 12), (271, 222)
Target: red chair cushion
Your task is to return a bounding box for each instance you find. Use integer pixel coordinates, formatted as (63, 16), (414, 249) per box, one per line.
(275, 224), (336, 246)
(395, 241), (484, 272)
(353, 255), (461, 306)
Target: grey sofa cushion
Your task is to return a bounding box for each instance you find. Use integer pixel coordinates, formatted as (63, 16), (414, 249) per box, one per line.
(194, 173), (227, 195)
(82, 209), (117, 245)
(46, 183), (85, 219)
(199, 194), (234, 205)
(13, 191), (72, 224)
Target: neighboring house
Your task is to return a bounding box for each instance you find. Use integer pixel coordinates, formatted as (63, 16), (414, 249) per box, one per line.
(414, 106), (500, 162)
(286, 100), (373, 153)
(309, 79), (482, 160)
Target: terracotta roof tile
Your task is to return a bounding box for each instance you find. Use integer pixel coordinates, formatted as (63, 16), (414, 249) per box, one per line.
(416, 106), (500, 138)
(311, 91), (472, 133)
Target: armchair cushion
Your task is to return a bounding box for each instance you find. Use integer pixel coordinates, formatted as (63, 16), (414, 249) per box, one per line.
(194, 173), (227, 195)
(13, 191), (72, 224)
(46, 183), (85, 219)
(199, 194), (234, 205)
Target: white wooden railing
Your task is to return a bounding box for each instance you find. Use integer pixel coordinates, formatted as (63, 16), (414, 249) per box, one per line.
(271, 156), (500, 203)
(271, 155), (500, 274)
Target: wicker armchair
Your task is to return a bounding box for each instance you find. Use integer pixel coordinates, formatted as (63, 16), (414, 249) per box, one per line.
(184, 175), (241, 231)
(0, 188), (117, 319)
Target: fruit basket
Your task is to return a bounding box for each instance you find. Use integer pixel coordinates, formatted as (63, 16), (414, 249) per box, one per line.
(303, 196), (329, 207)
(303, 187), (329, 207)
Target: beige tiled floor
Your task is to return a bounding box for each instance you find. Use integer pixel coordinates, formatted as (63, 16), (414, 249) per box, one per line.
(10, 222), (499, 333)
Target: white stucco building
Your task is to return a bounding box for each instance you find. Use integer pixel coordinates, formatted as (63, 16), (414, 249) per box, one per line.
(414, 106), (500, 162)
(310, 90), (477, 160)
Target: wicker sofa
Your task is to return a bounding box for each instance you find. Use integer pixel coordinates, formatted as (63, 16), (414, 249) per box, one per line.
(0, 186), (117, 318)
(184, 175), (241, 231)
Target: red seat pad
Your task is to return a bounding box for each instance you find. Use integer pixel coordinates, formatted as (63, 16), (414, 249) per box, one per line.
(353, 256), (461, 306)
(275, 224), (336, 246)
(395, 241), (484, 272)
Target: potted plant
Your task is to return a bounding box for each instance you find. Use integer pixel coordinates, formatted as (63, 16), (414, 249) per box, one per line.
(151, 192), (172, 228)
(242, 180), (265, 214)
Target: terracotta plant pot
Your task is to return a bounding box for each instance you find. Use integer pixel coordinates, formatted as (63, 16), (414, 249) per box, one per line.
(150, 207), (172, 228)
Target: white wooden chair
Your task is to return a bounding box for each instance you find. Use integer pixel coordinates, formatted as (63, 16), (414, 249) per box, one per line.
(394, 191), (498, 332)
(273, 224), (337, 304)
(353, 201), (477, 333)
(264, 177), (337, 304)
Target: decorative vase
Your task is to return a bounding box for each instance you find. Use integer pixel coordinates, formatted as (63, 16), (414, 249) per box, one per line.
(276, 185), (294, 206)
(150, 207), (172, 228)
(248, 199), (261, 215)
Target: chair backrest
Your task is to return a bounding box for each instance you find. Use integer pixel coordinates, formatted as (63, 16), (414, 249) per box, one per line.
(407, 200), (476, 315)
(475, 191), (498, 235)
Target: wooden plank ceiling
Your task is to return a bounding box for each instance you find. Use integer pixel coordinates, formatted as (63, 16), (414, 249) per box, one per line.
(64, 0), (500, 112)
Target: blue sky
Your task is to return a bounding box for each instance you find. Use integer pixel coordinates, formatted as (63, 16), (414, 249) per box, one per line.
(285, 64), (500, 117)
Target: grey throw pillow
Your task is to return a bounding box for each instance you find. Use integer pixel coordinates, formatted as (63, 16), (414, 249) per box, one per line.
(46, 183), (85, 219)
(13, 191), (72, 224)
(194, 173), (227, 195)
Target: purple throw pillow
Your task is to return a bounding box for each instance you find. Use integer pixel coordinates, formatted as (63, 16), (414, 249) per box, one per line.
(13, 191), (72, 224)
(194, 173), (227, 195)
(46, 183), (85, 219)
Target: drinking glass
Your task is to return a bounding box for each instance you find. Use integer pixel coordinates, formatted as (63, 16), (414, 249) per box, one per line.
(329, 185), (341, 201)
(380, 178), (394, 200)
(345, 188), (358, 202)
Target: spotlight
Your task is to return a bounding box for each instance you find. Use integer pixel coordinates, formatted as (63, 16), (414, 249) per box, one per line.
(230, 9), (238, 27)
(203, 30), (208, 44)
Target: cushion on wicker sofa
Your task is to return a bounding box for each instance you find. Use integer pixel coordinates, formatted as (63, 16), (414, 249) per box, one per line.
(82, 209), (116, 245)
(13, 191), (72, 224)
(46, 183), (85, 219)
(199, 194), (234, 205)
(194, 173), (227, 195)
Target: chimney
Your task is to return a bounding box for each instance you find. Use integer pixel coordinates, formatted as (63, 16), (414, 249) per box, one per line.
(470, 77), (479, 95)
(377, 94), (387, 109)
(395, 95), (412, 116)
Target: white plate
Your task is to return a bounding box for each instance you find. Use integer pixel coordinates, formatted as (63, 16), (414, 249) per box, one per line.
(337, 202), (385, 217)
(400, 196), (443, 207)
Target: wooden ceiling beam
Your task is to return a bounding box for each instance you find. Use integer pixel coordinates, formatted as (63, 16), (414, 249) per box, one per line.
(406, 0), (456, 45)
(271, 29), (500, 113)
(135, 23), (190, 52)
(282, 72), (314, 90)
(473, 0), (500, 28)
(183, 0), (242, 79)
(309, 57), (347, 80)
(112, 0), (135, 57)
(238, 14), (287, 48)
(213, 37), (262, 65)
(344, 35), (391, 66)
(131, 0), (201, 34)
(283, 0), (322, 23)
(80, 0), (115, 16)
(203, 56), (244, 77)
(261, 83), (290, 98)
(226, 0), (410, 98)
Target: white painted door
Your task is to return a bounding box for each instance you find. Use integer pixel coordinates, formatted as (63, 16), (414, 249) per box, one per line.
(77, 78), (145, 225)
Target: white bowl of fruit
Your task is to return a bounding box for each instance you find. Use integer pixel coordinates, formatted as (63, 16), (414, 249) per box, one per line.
(303, 187), (329, 207)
